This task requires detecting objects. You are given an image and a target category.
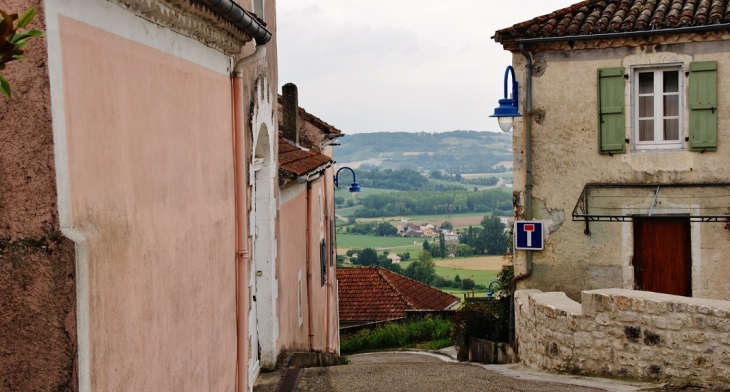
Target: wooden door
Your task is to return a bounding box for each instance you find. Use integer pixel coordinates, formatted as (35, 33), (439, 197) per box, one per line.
(633, 217), (692, 296)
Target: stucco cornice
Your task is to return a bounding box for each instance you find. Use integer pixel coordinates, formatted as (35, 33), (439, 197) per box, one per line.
(111, 0), (253, 55)
(505, 30), (730, 53)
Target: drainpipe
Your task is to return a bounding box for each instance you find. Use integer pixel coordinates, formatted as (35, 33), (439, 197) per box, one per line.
(232, 43), (267, 392)
(509, 43), (533, 345)
(305, 182), (321, 353)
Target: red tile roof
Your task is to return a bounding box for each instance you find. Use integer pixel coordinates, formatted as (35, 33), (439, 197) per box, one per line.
(278, 133), (332, 177)
(494, 0), (730, 44)
(337, 267), (459, 322)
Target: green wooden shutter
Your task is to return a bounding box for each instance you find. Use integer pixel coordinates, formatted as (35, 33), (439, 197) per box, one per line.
(598, 67), (626, 154)
(689, 61), (718, 151)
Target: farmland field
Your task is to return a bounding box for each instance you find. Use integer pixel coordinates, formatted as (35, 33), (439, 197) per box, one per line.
(436, 256), (508, 271)
(357, 211), (488, 228)
(336, 234), (420, 249)
(398, 260), (500, 289)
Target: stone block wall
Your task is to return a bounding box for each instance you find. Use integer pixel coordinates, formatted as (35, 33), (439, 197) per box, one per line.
(515, 288), (730, 386)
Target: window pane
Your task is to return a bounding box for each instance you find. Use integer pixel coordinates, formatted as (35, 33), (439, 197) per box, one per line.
(664, 119), (679, 140)
(639, 120), (654, 141)
(663, 71), (679, 93)
(664, 94), (679, 117)
(639, 72), (654, 94)
(639, 96), (654, 117)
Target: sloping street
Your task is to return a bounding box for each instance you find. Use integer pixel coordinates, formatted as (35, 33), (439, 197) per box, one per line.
(254, 351), (661, 392)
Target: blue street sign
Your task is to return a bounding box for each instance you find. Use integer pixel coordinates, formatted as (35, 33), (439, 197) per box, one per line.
(514, 221), (544, 250)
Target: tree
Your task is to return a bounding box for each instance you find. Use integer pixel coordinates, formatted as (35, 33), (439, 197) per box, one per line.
(438, 232), (446, 259)
(429, 170), (443, 179)
(440, 221), (453, 230)
(357, 247), (378, 266)
(454, 274), (461, 283)
(376, 221), (397, 236)
(461, 278), (475, 290)
(346, 199), (355, 207)
(422, 239), (430, 251)
(455, 244), (472, 257)
(346, 248), (362, 257)
(480, 215), (508, 255)
(404, 250), (435, 284)
(0, 8), (42, 97)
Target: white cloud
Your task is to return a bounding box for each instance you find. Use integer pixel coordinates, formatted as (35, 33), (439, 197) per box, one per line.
(277, 0), (570, 133)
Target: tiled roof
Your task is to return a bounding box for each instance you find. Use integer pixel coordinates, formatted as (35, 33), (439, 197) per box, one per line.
(278, 133), (332, 177)
(337, 267), (459, 322)
(494, 0), (730, 43)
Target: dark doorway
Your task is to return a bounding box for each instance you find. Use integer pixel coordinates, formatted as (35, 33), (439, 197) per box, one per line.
(633, 216), (692, 296)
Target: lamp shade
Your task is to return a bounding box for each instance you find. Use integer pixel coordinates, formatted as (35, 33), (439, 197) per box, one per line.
(497, 117), (514, 132)
(349, 182), (361, 193)
(490, 98), (521, 118)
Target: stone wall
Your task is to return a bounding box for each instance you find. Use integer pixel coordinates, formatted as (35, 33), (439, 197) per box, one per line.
(515, 288), (730, 386)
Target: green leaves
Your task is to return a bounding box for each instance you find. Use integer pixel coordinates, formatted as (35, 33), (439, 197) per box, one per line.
(0, 7), (42, 98)
(0, 74), (10, 97)
(16, 8), (35, 29)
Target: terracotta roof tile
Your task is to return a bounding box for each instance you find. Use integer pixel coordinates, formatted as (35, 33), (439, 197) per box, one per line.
(494, 0), (730, 43)
(278, 133), (332, 177)
(337, 267), (458, 322)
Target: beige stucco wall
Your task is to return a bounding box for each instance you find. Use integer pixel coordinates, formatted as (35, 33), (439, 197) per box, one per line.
(510, 40), (730, 301)
(58, 15), (237, 390)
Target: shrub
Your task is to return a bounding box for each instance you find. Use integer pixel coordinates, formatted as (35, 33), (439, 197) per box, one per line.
(340, 318), (453, 355)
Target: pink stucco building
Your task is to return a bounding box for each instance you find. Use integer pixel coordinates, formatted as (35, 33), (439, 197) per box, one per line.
(276, 83), (343, 358)
(0, 0), (338, 390)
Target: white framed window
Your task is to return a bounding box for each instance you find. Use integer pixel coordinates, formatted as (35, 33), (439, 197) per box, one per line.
(633, 65), (683, 150)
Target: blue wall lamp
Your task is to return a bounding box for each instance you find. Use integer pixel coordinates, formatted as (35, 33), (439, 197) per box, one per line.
(334, 166), (360, 193)
(490, 65), (522, 132)
(486, 280), (501, 299)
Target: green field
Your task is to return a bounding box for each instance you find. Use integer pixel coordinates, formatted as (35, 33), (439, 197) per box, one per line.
(336, 234), (421, 249)
(398, 260), (499, 289)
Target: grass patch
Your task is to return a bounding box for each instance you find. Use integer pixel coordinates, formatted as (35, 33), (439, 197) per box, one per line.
(340, 318), (453, 355)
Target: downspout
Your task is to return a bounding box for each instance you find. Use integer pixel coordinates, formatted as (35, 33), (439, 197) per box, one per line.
(232, 44), (267, 392)
(509, 43), (533, 344)
(305, 182), (321, 353)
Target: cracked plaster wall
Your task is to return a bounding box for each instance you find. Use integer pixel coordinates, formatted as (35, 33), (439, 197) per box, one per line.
(511, 40), (730, 301)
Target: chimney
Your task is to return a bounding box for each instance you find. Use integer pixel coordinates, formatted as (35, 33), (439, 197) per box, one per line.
(282, 83), (299, 145)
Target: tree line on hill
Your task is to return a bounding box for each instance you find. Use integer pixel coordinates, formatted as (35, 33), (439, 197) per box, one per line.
(354, 168), (465, 192)
(354, 188), (511, 218)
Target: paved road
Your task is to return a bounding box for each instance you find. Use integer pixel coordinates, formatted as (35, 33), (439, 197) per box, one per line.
(254, 351), (663, 392)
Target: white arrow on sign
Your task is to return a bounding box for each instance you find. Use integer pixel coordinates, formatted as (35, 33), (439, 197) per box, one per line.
(523, 223), (535, 247)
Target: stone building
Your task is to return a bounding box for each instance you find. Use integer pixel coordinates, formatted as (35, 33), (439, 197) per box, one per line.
(494, 0), (730, 302)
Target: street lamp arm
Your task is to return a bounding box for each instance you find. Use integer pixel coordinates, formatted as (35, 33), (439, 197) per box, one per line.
(334, 167), (357, 188)
(503, 65), (518, 108)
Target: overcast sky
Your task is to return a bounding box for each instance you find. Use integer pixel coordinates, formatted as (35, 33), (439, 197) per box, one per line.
(276, 0), (569, 134)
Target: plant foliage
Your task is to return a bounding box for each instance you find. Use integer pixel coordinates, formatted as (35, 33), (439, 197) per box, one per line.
(0, 8), (43, 97)
(340, 318), (453, 354)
